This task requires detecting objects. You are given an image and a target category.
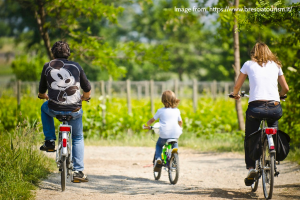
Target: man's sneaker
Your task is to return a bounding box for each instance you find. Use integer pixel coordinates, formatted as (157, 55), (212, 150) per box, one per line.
(73, 171), (89, 183)
(244, 169), (257, 186)
(154, 158), (162, 172)
(40, 140), (55, 152)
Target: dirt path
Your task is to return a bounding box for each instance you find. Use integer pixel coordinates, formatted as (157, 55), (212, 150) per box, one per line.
(35, 147), (300, 200)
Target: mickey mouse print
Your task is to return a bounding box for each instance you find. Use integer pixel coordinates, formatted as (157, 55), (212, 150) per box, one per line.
(45, 59), (81, 104)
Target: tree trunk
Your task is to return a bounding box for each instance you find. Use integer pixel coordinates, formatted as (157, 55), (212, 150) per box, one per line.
(35, 0), (53, 60)
(233, 0), (245, 131)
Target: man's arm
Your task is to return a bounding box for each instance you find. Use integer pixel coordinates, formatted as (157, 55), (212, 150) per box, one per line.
(38, 65), (49, 99)
(79, 67), (91, 100)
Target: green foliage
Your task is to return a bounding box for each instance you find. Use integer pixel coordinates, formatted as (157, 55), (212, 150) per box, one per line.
(0, 120), (53, 200)
(0, 96), (43, 131)
(235, 0), (300, 150)
(1, 0), (173, 80)
(11, 54), (48, 81)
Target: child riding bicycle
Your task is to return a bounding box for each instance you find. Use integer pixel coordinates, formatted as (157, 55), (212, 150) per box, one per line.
(144, 90), (183, 172)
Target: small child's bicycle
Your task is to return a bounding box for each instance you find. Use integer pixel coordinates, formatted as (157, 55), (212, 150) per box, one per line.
(143, 123), (180, 184)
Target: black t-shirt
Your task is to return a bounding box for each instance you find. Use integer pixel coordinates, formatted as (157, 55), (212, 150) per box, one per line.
(39, 58), (91, 111)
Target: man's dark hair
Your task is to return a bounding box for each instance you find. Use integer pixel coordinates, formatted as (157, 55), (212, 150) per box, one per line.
(51, 41), (70, 59)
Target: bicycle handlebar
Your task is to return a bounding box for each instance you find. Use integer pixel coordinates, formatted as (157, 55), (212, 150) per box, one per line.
(229, 91), (287, 100)
(38, 95), (91, 102)
(228, 91), (249, 98)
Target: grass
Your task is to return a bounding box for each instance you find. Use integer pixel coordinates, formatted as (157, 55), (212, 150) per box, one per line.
(287, 148), (300, 165)
(0, 120), (55, 200)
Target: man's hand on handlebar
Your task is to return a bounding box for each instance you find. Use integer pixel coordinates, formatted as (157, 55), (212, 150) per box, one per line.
(229, 92), (241, 100)
(38, 93), (49, 100)
(81, 95), (91, 102)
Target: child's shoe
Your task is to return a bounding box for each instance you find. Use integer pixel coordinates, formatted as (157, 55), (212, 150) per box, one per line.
(154, 158), (162, 172)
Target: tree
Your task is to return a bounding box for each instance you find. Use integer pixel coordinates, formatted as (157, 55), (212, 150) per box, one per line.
(0, 0), (171, 80)
(238, 0), (300, 148)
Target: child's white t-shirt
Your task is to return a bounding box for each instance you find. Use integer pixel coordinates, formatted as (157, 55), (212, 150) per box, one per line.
(153, 107), (182, 139)
(240, 60), (283, 103)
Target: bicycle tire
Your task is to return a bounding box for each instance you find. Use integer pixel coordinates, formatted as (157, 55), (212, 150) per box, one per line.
(251, 160), (259, 192)
(168, 153), (179, 184)
(262, 138), (274, 199)
(61, 156), (67, 192)
(153, 169), (162, 180)
(251, 176), (259, 192)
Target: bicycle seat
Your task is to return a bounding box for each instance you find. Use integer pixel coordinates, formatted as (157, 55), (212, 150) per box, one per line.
(166, 139), (178, 145)
(56, 115), (73, 122)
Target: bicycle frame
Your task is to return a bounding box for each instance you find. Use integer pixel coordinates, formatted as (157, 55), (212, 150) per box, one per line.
(161, 143), (173, 165)
(56, 121), (73, 184)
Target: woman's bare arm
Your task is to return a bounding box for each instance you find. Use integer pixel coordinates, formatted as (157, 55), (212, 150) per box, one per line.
(278, 75), (289, 97)
(230, 72), (247, 99)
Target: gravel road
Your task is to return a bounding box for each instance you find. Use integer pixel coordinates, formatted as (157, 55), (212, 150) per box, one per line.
(35, 146), (300, 200)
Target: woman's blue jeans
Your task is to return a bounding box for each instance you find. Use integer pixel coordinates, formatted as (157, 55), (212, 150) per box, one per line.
(155, 137), (178, 160)
(41, 101), (84, 171)
(245, 101), (282, 169)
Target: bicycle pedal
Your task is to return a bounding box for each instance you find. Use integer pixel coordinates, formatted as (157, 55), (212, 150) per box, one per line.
(46, 149), (56, 152)
(244, 178), (255, 186)
(72, 179), (81, 183)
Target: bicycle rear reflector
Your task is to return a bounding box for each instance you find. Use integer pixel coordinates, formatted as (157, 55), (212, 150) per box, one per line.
(63, 138), (67, 147)
(60, 127), (71, 132)
(265, 128), (277, 135)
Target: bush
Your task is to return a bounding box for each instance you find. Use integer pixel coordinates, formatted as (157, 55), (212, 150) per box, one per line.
(0, 120), (54, 199)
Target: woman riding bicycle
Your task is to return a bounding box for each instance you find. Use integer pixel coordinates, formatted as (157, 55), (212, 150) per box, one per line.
(230, 42), (289, 182)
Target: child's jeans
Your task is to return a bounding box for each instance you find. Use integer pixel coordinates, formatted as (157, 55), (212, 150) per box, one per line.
(155, 137), (178, 160)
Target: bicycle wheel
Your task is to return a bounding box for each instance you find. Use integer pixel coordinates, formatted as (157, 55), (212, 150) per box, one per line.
(261, 138), (274, 199)
(61, 156), (67, 192)
(168, 153), (179, 184)
(153, 168), (162, 180)
(251, 160), (259, 192)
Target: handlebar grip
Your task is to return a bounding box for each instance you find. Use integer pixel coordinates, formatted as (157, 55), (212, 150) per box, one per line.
(229, 94), (235, 98)
(280, 95), (287, 100)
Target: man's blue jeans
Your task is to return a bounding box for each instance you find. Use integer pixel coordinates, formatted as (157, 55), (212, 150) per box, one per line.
(41, 101), (84, 171)
(155, 137), (178, 160)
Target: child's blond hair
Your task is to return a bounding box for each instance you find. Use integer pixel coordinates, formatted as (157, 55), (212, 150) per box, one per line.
(161, 90), (180, 108)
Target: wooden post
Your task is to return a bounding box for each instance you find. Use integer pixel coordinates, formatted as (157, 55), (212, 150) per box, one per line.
(137, 85), (142, 100)
(174, 79), (178, 95)
(193, 79), (198, 112)
(107, 78), (112, 101)
(212, 80), (217, 99)
(150, 80), (154, 116)
(225, 82), (229, 98)
(145, 81), (149, 98)
(101, 80), (106, 125)
(126, 79), (132, 114)
(90, 82), (95, 97)
(31, 82), (36, 97)
(161, 82), (166, 94)
(17, 80), (21, 106)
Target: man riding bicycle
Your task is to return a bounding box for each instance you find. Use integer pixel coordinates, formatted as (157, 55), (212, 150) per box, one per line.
(38, 41), (91, 182)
